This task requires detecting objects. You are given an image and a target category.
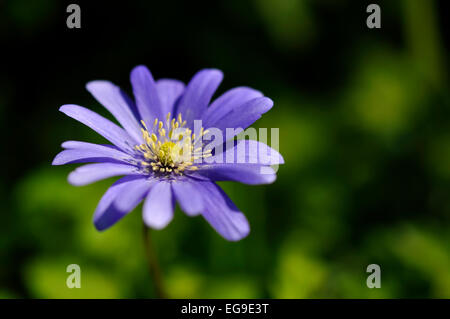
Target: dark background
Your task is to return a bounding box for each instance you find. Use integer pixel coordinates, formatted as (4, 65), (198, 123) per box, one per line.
(0, 0), (449, 298)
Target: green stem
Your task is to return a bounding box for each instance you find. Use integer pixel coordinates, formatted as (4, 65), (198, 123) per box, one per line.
(143, 224), (167, 298)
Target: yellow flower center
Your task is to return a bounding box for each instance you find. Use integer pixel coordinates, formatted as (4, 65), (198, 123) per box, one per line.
(134, 112), (212, 175)
(159, 141), (181, 166)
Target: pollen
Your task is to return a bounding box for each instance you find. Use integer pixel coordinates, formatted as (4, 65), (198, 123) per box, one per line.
(135, 112), (211, 175)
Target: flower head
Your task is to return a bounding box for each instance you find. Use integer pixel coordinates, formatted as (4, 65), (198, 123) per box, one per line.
(53, 66), (283, 241)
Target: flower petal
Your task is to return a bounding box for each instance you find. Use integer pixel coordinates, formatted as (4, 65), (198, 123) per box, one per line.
(171, 179), (204, 216)
(93, 176), (146, 231)
(190, 164), (276, 185)
(52, 141), (133, 165)
(114, 177), (154, 212)
(202, 87), (262, 128)
(143, 181), (174, 229)
(175, 69), (223, 127)
(86, 81), (143, 143)
(59, 104), (137, 152)
(207, 139), (284, 166)
(62, 140), (128, 152)
(68, 163), (140, 186)
(52, 149), (124, 165)
(156, 79), (185, 116)
(207, 97), (273, 137)
(199, 181), (249, 241)
(130, 65), (163, 125)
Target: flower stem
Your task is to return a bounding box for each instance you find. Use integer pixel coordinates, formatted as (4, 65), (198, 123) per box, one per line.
(142, 224), (167, 298)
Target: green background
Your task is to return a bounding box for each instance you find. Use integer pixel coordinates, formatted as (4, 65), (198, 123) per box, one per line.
(0, 0), (449, 298)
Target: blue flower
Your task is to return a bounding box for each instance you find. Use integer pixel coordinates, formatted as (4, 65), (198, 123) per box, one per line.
(53, 66), (283, 241)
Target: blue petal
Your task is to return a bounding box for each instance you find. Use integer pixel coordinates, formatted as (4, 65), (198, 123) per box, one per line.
(199, 181), (250, 241)
(172, 179), (204, 216)
(114, 178), (154, 212)
(52, 141), (133, 165)
(93, 176), (147, 231)
(190, 164), (276, 185)
(175, 69), (223, 127)
(68, 163), (141, 186)
(143, 181), (175, 229)
(206, 97), (273, 139)
(202, 86), (262, 128)
(130, 65), (163, 124)
(156, 79), (185, 116)
(207, 139), (284, 166)
(86, 81), (143, 143)
(59, 104), (138, 153)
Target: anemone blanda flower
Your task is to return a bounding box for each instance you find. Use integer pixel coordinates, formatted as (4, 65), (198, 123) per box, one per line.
(52, 66), (283, 241)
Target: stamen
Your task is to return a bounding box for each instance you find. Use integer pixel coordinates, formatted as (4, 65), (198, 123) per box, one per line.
(136, 112), (211, 176)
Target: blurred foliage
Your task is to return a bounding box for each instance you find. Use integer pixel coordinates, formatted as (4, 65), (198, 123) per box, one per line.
(0, 0), (449, 298)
